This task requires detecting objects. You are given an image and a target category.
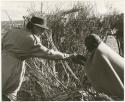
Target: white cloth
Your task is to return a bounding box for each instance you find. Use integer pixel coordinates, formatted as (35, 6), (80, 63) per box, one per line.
(85, 42), (124, 98)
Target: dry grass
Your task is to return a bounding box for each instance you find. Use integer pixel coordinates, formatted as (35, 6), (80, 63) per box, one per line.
(2, 2), (123, 101)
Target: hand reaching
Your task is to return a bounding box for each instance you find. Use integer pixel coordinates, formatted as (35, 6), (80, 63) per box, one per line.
(71, 54), (87, 65)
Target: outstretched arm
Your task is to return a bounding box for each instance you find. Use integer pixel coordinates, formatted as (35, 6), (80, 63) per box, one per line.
(31, 44), (75, 60)
(13, 34), (75, 60)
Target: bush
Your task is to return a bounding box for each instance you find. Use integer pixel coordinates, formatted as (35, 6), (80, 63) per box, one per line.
(2, 1), (122, 101)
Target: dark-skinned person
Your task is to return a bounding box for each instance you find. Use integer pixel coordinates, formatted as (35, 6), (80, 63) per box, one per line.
(2, 16), (77, 101)
(78, 34), (124, 100)
(72, 34), (124, 100)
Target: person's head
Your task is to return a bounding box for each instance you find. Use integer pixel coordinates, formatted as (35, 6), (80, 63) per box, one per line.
(26, 16), (49, 35)
(84, 34), (102, 52)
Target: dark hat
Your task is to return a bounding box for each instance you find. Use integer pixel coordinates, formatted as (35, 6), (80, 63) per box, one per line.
(30, 16), (49, 30)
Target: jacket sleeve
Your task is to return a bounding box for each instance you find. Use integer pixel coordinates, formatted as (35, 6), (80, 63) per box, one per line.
(17, 34), (71, 60)
(31, 43), (71, 60)
(2, 29), (71, 60)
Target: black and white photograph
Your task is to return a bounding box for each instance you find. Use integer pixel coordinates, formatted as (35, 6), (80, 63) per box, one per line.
(1, 0), (124, 101)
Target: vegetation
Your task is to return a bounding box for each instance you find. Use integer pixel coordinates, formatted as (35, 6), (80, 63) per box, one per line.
(2, 1), (124, 101)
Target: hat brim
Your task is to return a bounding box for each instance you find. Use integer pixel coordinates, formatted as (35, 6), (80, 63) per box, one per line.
(34, 24), (49, 30)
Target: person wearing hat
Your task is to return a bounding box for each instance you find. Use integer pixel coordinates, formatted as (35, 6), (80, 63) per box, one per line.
(83, 34), (124, 100)
(2, 16), (76, 101)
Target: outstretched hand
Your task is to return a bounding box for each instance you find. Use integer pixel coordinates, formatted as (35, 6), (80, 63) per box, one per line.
(71, 54), (87, 65)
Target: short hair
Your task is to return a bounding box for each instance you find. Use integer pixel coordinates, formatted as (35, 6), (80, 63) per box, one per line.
(85, 34), (102, 52)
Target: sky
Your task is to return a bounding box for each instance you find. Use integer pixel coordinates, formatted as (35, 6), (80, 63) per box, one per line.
(1, 0), (124, 21)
